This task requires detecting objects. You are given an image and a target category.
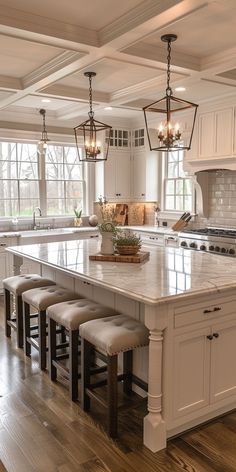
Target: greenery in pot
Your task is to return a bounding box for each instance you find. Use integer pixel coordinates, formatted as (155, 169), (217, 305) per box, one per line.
(74, 208), (82, 219)
(113, 231), (142, 255)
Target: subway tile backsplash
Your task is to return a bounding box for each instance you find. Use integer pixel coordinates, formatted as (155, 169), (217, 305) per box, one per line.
(208, 171), (236, 227)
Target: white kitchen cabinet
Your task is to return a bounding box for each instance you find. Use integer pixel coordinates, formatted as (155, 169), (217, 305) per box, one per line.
(199, 112), (215, 158)
(96, 150), (131, 200)
(215, 108), (233, 157)
(131, 129), (158, 201)
(173, 327), (210, 418)
(172, 300), (236, 421)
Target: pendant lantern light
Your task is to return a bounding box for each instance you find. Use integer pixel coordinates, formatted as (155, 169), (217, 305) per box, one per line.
(74, 72), (112, 162)
(39, 108), (50, 149)
(143, 34), (198, 152)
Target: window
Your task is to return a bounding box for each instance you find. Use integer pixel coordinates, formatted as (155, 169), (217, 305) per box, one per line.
(133, 128), (144, 147)
(106, 129), (129, 148)
(0, 142), (39, 216)
(0, 141), (85, 217)
(164, 149), (192, 212)
(45, 145), (84, 215)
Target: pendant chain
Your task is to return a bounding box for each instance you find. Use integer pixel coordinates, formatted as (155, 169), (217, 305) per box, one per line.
(89, 75), (93, 114)
(166, 40), (172, 96)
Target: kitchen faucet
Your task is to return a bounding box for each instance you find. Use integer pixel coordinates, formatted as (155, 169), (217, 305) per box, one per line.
(33, 207), (42, 230)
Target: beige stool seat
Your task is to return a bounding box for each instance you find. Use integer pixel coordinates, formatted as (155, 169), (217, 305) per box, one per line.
(3, 274), (55, 296)
(80, 314), (149, 438)
(47, 299), (118, 401)
(22, 284), (79, 370)
(79, 314), (149, 356)
(3, 274), (55, 349)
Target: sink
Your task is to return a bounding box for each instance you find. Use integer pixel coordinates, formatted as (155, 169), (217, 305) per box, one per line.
(20, 228), (73, 237)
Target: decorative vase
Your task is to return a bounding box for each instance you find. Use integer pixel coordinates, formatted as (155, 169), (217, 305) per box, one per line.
(74, 217), (82, 227)
(100, 232), (114, 255)
(154, 211), (160, 227)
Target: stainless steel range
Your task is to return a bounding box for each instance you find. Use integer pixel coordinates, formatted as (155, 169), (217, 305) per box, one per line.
(179, 228), (236, 256)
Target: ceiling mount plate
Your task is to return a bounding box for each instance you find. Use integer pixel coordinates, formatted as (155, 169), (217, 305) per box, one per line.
(84, 71), (96, 78)
(161, 34), (177, 43)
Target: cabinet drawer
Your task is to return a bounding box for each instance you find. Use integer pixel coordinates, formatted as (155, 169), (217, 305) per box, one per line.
(174, 297), (236, 328)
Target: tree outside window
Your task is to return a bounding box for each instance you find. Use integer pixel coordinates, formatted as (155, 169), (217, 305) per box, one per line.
(164, 149), (192, 212)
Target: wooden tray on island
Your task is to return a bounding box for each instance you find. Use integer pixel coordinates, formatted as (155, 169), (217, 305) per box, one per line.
(89, 251), (150, 263)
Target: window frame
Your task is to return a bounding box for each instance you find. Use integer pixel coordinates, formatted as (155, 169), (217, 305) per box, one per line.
(163, 148), (194, 214)
(0, 140), (86, 219)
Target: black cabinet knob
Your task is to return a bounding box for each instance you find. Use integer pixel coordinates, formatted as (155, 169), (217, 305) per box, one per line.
(213, 333), (219, 338)
(207, 335), (213, 340)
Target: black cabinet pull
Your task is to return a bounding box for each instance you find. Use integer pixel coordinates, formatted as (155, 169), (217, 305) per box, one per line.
(213, 333), (219, 338)
(206, 335), (213, 340)
(203, 307), (221, 314)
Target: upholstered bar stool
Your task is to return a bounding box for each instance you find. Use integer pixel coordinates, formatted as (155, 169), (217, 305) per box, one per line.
(22, 285), (79, 370)
(80, 314), (149, 438)
(47, 299), (118, 401)
(3, 274), (55, 348)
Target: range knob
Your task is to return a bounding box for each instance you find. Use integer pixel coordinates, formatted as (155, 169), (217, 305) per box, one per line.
(229, 248), (235, 255)
(209, 245), (214, 251)
(221, 247), (227, 254)
(215, 246), (220, 252)
(180, 241), (188, 247)
(200, 245), (206, 251)
(189, 242), (197, 248)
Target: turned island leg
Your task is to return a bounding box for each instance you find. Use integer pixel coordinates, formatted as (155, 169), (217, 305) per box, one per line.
(144, 306), (167, 452)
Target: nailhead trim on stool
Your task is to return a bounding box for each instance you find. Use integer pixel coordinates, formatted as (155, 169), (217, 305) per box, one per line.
(80, 314), (149, 438)
(3, 274), (55, 349)
(47, 299), (118, 401)
(22, 285), (79, 370)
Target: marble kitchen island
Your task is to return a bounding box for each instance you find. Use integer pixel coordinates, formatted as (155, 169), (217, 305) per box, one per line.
(7, 239), (236, 453)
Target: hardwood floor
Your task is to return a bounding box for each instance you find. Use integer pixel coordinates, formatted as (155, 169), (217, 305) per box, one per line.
(1, 296), (236, 472)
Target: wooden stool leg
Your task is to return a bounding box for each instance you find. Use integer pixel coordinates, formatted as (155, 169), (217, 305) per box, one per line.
(23, 302), (31, 357)
(60, 326), (67, 344)
(4, 289), (11, 338)
(38, 310), (47, 370)
(69, 329), (79, 401)
(81, 338), (92, 411)
(16, 295), (23, 349)
(123, 350), (133, 394)
(107, 354), (118, 438)
(48, 318), (57, 381)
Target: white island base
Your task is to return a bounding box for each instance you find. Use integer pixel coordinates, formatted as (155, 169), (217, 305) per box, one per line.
(8, 240), (236, 452)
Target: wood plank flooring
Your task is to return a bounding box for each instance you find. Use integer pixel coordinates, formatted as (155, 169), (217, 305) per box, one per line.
(1, 296), (236, 471)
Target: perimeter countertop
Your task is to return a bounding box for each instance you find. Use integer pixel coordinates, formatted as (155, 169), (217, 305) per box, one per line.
(7, 239), (236, 306)
(0, 227), (98, 239)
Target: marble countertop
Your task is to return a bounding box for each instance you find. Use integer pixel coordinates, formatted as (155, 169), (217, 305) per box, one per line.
(7, 239), (236, 305)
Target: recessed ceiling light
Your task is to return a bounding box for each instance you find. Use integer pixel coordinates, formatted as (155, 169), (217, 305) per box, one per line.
(104, 106), (112, 110)
(175, 87), (186, 92)
(41, 98), (51, 103)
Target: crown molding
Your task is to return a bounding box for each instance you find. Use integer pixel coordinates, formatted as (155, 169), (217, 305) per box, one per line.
(201, 46), (236, 73)
(0, 5), (99, 47)
(22, 51), (85, 88)
(110, 72), (187, 104)
(0, 76), (22, 91)
(122, 43), (201, 72)
(38, 84), (109, 104)
(98, 0), (182, 45)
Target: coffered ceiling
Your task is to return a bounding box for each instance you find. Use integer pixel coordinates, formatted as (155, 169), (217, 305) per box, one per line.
(0, 0), (234, 138)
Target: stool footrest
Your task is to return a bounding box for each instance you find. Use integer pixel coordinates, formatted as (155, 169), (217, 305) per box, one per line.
(55, 342), (69, 350)
(7, 320), (17, 330)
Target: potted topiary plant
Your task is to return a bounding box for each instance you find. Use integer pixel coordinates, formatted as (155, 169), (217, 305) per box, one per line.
(113, 231), (142, 255)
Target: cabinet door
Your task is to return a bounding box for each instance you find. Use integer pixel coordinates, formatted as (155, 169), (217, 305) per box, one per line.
(199, 112), (214, 157)
(132, 151), (146, 199)
(173, 328), (210, 418)
(210, 318), (236, 404)
(115, 152), (130, 199)
(215, 108), (233, 156)
(104, 153), (116, 199)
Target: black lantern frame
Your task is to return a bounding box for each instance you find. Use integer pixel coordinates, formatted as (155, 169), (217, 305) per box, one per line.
(74, 72), (112, 162)
(143, 34), (198, 152)
(39, 108), (50, 149)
